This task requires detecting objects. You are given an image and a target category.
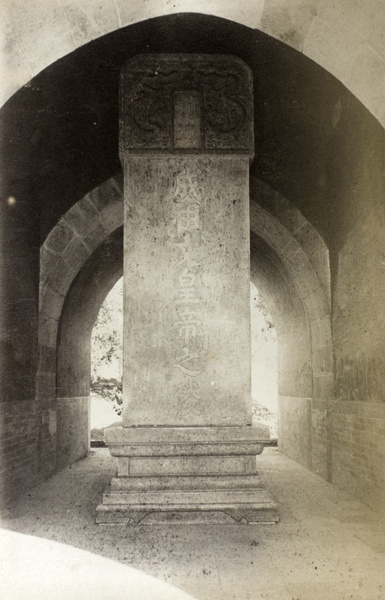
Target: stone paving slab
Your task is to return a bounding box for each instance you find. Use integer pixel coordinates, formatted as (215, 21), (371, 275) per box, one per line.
(1, 448), (384, 600)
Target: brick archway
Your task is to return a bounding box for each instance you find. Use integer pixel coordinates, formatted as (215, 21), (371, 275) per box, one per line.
(3, 6), (385, 129)
(249, 178), (332, 477)
(38, 173), (123, 474)
(39, 174), (332, 477)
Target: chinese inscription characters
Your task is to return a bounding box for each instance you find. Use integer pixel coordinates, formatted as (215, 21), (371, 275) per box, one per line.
(168, 165), (207, 412)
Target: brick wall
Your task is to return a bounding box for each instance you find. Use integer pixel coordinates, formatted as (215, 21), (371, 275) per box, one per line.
(0, 401), (38, 507)
(331, 128), (385, 513)
(332, 402), (385, 515)
(278, 396), (311, 469)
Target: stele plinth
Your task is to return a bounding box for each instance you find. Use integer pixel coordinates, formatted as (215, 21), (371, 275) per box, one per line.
(96, 54), (278, 525)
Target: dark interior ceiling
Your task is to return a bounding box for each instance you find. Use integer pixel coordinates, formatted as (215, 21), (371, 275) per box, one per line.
(0, 13), (383, 250)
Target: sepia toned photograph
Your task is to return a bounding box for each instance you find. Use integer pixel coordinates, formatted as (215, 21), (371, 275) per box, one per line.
(0, 1), (384, 599)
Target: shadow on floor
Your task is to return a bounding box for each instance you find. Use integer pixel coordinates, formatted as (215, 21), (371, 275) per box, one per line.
(1, 448), (384, 600)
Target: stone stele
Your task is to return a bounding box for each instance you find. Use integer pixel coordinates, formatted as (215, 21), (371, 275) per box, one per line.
(96, 54), (278, 524)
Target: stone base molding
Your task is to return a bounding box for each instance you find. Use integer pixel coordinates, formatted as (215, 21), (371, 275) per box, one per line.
(96, 426), (278, 524)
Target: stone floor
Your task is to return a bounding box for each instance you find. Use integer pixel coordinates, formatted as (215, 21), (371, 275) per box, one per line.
(1, 447), (384, 600)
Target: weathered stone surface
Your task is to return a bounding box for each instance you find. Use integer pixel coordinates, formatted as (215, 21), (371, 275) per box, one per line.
(105, 425), (263, 444)
(116, 455), (257, 477)
(96, 504), (278, 525)
(111, 444), (263, 456)
(97, 53), (277, 525)
(123, 155), (251, 426)
(102, 488), (276, 506)
(56, 397), (89, 469)
(109, 474), (265, 491)
(44, 218), (74, 254)
(35, 372), (56, 405)
(120, 54), (253, 155)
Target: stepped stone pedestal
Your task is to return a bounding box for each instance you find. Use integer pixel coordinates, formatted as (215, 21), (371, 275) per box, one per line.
(96, 54), (278, 524)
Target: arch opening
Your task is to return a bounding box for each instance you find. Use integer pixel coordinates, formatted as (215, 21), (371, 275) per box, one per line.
(2, 7), (384, 130)
(42, 173), (331, 477)
(90, 278), (123, 443)
(250, 283), (278, 440)
(55, 227), (123, 469)
(88, 279), (280, 445)
(0, 10), (383, 514)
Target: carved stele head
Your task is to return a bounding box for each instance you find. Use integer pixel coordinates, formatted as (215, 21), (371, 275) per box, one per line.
(120, 54), (254, 157)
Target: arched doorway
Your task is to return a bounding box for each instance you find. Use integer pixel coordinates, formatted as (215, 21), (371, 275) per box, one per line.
(40, 174), (331, 477)
(0, 10), (382, 512)
(3, 6), (384, 131)
(90, 278), (123, 443)
(250, 283), (278, 439)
